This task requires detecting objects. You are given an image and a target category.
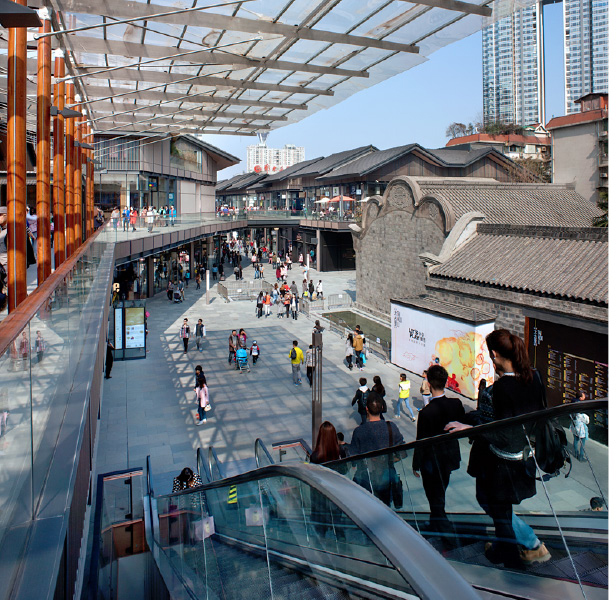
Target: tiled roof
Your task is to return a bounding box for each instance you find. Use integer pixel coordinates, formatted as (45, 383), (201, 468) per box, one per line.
(426, 146), (499, 166)
(392, 297), (496, 324)
(414, 178), (601, 227)
(263, 156), (324, 183)
(291, 145), (378, 177)
(431, 227), (608, 304)
(224, 172), (268, 192)
(546, 108), (608, 129)
(316, 144), (417, 180)
(216, 173), (247, 192)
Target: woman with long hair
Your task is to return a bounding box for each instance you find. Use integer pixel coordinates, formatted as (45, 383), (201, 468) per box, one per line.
(345, 333), (354, 370)
(372, 375), (387, 420)
(310, 421), (342, 464)
(446, 329), (549, 568)
(172, 467), (202, 492)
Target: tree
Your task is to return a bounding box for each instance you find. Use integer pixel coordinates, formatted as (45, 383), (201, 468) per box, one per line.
(445, 122), (469, 139)
(593, 191), (608, 227)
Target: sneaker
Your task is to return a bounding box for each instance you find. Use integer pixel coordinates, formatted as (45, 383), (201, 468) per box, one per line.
(519, 543), (551, 565)
(411, 417), (416, 422)
(394, 415), (400, 419)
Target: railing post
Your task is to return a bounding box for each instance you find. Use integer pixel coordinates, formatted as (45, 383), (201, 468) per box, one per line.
(74, 101), (83, 245)
(7, 0), (28, 311)
(53, 49), (66, 267)
(36, 8), (52, 284)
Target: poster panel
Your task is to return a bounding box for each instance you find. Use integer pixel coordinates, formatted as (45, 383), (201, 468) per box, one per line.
(391, 302), (494, 398)
(125, 307), (146, 349)
(114, 308), (123, 350)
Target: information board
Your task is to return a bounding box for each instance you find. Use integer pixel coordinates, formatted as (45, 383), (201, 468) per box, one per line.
(125, 307), (146, 349)
(114, 308), (123, 349)
(391, 302), (495, 399)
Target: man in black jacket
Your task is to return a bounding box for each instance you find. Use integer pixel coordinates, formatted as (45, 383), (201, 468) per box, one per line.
(413, 365), (465, 536)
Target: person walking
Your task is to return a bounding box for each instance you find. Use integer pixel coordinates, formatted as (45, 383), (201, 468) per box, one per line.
(105, 340), (114, 379)
(351, 377), (370, 424)
(344, 333), (354, 370)
(256, 291), (264, 318)
(195, 273), (201, 290)
(316, 280), (323, 299)
(35, 330), (46, 364)
(412, 365), (465, 537)
(395, 373), (415, 421)
(353, 329), (365, 371)
(122, 206), (130, 231)
(420, 370), (431, 407)
(284, 291), (291, 318)
(238, 328), (247, 349)
(130, 208), (138, 231)
(289, 340), (304, 386)
(308, 280), (315, 300)
(306, 344), (314, 387)
(195, 378), (209, 425)
(194, 319), (205, 351)
(571, 392), (590, 461)
(290, 294), (298, 320)
(228, 329), (239, 364)
(263, 290), (272, 317)
(372, 375), (387, 420)
(290, 280), (298, 296)
(250, 341), (260, 365)
(180, 318), (191, 354)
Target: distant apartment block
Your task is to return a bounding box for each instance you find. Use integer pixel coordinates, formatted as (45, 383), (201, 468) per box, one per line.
(564, 0), (609, 114)
(482, 1), (545, 126)
(247, 142), (305, 174)
(547, 92), (608, 204)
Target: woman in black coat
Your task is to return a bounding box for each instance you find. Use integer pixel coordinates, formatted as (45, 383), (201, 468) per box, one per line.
(446, 329), (550, 568)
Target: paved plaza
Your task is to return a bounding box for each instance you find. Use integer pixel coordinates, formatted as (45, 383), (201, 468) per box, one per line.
(95, 266), (461, 493)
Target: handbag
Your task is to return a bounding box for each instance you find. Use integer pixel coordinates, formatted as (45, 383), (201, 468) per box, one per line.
(386, 421), (404, 509)
(205, 403), (212, 412)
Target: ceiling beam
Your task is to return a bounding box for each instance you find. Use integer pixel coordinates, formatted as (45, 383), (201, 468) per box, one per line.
(81, 86), (307, 111)
(399, 0), (491, 16)
(44, 0), (419, 54)
(65, 38), (369, 79)
(93, 122), (269, 135)
(94, 113), (278, 126)
(91, 105), (288, 122)
(76, 66), (334, 96)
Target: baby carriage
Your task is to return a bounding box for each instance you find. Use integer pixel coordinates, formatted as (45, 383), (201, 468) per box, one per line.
(173, 289), (182, 303)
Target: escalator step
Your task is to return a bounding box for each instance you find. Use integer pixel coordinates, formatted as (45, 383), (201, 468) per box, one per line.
(583, 567), (609, 587)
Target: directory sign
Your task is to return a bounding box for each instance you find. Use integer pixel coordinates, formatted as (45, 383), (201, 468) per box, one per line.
(391, 301), (495, 399)
(114, 308), (123, 349)
(528, 318), (608, 405)
(125, 307), (146, 349)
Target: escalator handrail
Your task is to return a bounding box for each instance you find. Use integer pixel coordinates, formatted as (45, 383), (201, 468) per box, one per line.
(196, 447), (212, 483)
(146, 461), (480, 599)
(255, 438), (275, 468)
(208, 445), (225, 481)
(271, 437), (312, 456)
(146, 454), (154, 496)
(326, 398), (607, 467)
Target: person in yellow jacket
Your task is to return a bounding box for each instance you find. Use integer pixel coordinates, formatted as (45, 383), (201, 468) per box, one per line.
(395, 373), (416, 421)
(353, 328), (365, 371)
(289, 340), (304, 386)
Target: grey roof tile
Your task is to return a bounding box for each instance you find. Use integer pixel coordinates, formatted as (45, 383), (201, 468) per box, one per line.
(431, 231), (608, 304)
(291, 145), (378, 177)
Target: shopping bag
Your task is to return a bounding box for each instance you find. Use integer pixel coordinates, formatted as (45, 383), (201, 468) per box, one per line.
(245, 505), (264, 527)
(193, 515), (215, 540)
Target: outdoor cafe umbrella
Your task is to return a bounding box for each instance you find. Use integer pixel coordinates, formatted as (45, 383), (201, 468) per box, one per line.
(330, 195), (355, 202)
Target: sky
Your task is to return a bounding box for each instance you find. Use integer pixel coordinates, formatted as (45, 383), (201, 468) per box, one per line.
(207, 3), (566, 179)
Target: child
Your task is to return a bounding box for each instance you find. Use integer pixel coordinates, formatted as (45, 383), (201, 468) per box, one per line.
(250, 341), (260, 364)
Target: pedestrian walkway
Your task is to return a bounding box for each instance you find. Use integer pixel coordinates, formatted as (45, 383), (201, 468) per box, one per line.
(95, 266), (461, 494)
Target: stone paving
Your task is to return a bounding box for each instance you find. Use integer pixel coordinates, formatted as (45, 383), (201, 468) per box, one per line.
(95, 262), (608, 513)
(95, 264), (471, 494)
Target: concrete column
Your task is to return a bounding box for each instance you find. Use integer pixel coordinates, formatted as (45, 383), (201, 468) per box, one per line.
(146, 256), (154, 298)
(36, 8), (52, 284)
(316, 229), (322, 272)
(7, 2), (28, 311)
(73, 104), (82, 245)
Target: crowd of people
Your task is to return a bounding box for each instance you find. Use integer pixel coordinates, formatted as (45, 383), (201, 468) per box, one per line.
(108, 205), (178, 232)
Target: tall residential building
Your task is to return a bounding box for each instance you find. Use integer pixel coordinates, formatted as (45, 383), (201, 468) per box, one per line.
(563, 0), (609, 114)
(246, 142), (305, 173)
(482, 1), (545, 126)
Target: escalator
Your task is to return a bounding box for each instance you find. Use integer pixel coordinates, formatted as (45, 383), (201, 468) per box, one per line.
(144, 400), (607, 599)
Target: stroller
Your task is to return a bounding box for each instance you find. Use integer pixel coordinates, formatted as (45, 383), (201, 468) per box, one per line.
(173, 289), (183, 303)
(235, 348), (250, 373)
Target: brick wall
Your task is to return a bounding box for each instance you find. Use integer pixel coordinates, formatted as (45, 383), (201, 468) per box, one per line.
(354, 210), (445, 315)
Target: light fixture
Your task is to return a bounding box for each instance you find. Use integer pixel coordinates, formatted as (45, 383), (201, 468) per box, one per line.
(50, 106), (82, 118)
(0, 0), (42, 28)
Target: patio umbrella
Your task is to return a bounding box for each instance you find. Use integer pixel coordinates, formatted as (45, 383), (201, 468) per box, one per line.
(330, 195), (355, 202)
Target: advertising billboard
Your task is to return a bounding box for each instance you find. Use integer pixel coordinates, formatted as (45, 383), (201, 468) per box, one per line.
(391, 302), (495, 399)
(125, 307), (146, 349)
(114, 308), (123, 350)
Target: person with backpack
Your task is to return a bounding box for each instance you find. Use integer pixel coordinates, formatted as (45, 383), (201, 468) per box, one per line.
(353, 328), (365, 370)
(288, 340), (304, 386)
(351, 377), (370, 424)
(446, 329), (550, 568)
(250, 341), (260, 365)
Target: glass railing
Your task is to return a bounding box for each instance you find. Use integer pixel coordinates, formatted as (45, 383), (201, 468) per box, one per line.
(326, 400), (608, 595)
(0, 228), (115, 600)
(145, 462), (481, 600)
(254, 438), (275, 468)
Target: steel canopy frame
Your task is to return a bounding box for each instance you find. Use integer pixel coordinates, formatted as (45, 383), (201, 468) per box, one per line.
(0, 0), (516, 145)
